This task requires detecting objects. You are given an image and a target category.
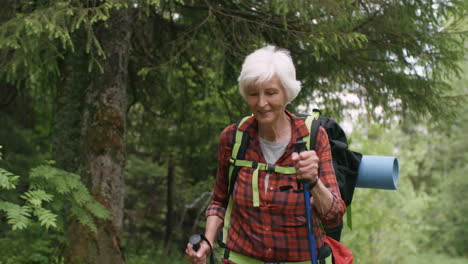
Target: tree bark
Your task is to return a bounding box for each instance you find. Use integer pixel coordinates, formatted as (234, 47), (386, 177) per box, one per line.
(64, 8), (132, 264)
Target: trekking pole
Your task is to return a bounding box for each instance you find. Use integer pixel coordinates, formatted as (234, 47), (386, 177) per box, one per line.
(189, 234), (203, 252)
(189, 234), (215, 264)
(294, 140), (317, 264)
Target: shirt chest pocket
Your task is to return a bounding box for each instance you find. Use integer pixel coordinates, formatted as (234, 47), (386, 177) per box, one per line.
(232, 167), (256, 206)
(270, 178), (308, 228)
(232, 167), (307, 228)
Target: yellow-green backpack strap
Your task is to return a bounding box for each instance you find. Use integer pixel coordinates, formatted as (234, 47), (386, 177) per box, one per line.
(252, 166), (260, 207)
(227, 116), (250, 194)
(223, 116), (250, 245)
(296, 112), (319, 150)
(303, 115), (314, 150)
(222, 196), (234, 244)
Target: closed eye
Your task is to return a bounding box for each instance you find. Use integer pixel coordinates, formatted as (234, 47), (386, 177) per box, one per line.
(265, 88), (279, 96)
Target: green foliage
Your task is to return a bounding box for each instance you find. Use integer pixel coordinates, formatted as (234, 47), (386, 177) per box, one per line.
(0, 167), (19, 190)
(0, 146), (19, 189)
(1, 146), (109, 233)
(403, 253), (468, 264)
(0, 0), (132, 92)
(342, 88), (468, 262)
(416, 84), (468, 256)
(0, 224), (63, 264)
(122, 154), (168, 254)
(29, 164), (110, 233)
(341, 123), (424, 263)
(126, 242), (187, 264)
(0, 144), (112, 262)
(2, 0), (464, 125)
(0, 201), (31, 230)
(33, 206), (57, 229)
(0, 146), (56, 230)
(0, 190), (57, 231)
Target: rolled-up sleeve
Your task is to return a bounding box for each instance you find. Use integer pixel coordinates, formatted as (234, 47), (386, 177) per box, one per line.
(316, 192), (345, 226)
(205, 124), (235, 220)
(314, 126), (346, 227)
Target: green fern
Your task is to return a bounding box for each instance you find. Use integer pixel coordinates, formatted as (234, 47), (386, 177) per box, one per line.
(85, 200), (110, 220)
(29, 164), (110, 232)
(18, 190), (57, 229)
(70, 206), (98, 233)
(33, 207), (57, 229)
(0, 201), (32, 230)
(29, 165), (81, 193)
(0, 168), (19, 190)
(0, 191), (57, 231)
(1, 145), (109, 233)
(0, 146), (19, 190)
(21, 190), (54, 207)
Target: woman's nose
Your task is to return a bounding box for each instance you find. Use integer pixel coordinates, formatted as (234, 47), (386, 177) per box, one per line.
(257, 94), (267, 107)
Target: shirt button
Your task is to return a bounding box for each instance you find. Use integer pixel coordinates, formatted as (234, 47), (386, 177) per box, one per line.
(269, 187), (273, 190)
(268, 248), (272, 251)
(265, 227), (270, 231)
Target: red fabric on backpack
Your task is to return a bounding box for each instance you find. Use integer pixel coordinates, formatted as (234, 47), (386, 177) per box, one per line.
(323, 236), (353, 264)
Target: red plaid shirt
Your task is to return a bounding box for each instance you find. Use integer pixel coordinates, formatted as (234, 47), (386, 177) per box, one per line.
(206, 111), (345, 263)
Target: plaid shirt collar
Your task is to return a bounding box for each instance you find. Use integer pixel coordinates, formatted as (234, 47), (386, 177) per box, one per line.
(236, 110), (310, 164)
(237, 110), (310, 141)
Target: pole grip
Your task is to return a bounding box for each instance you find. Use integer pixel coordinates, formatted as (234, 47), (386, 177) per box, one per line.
(294, 140), (317, 264)
(189, 234), (202, 252)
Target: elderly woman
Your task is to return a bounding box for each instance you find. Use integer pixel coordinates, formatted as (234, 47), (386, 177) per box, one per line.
(186, 45), (346, 264)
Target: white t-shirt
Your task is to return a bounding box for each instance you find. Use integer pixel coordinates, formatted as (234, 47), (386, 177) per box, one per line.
(259, 136), (289, 193)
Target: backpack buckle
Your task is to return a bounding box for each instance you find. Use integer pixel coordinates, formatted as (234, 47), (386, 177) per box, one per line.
(252, 161), (258, 168)
(267, 163), (276, 173)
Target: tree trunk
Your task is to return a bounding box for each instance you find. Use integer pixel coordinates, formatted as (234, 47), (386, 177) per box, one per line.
(52, 28), (89, 175)
(164, 157), (175, 255)
(64, 8), (132, 264)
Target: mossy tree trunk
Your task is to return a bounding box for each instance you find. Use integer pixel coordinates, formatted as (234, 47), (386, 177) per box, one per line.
(63, 8), (132, 264)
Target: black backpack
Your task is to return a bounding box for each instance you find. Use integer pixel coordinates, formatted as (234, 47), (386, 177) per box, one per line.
(302, 111), (362, 241)
(224, 111), (362, 243)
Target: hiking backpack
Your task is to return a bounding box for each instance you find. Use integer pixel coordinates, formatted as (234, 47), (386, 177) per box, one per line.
(220, 110), (362, 245)
(303, 110), (362, 240)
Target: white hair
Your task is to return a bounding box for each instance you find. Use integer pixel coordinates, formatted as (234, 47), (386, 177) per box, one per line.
(238, 45), (302, 103)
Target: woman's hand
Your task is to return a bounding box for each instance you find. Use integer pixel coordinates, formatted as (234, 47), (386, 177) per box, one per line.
(291, 150), (319, 185)
(185, 240), (211, 264)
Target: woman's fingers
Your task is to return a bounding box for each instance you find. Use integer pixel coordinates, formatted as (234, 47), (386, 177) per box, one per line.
(185, 242), (209, 264)
(291, 152), (300, 162)
(294, 151), (319, 180)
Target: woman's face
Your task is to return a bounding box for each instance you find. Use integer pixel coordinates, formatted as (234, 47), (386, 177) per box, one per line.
(245, 75), (288, 127)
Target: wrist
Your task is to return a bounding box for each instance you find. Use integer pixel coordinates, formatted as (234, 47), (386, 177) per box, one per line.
(307, 177), (319, 191)
(200, 234), (213, 252)
(201, 241), (212, 253)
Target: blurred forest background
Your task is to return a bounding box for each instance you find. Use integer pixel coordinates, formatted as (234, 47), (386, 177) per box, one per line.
(0, 0), (467, 263)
